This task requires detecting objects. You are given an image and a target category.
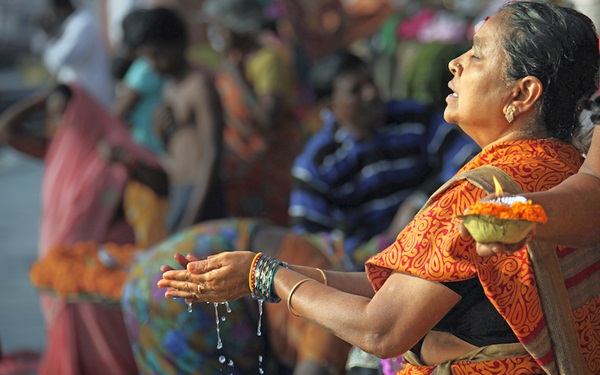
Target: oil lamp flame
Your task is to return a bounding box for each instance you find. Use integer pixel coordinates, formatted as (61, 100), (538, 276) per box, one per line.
(493, 176), (504, 197)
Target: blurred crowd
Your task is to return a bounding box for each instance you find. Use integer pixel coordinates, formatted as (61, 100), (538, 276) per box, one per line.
(0, 0), (597, 374)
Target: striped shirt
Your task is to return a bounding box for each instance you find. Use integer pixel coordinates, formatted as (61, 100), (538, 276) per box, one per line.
(290, 100), (474, 268)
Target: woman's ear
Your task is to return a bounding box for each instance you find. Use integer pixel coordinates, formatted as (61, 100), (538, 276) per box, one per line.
(508, 76), (543, 116)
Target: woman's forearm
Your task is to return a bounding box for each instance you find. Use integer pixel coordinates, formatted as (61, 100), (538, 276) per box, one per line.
(288, 266), (375, 298)
(273, 268), (382, 354)
(525, 172), (600, 247)
(524, 127), (600, 247)
(0, 95), (49, 158)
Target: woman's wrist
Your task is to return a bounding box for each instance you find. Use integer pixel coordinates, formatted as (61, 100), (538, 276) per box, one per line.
(249, 252), (289, 303)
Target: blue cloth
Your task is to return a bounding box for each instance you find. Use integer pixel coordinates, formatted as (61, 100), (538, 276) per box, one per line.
(123, 57), (166, 155)
(289, 100), (454, 268)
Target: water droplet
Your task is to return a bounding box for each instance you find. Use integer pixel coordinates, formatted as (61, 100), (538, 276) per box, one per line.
(259, 368), (264, 374)
(227, 359), (234, 367)
(256, 299), (264, 336)
(214, 303), (223, 349)
(221, 316), (226, 322)
(225, 301), (232, 313)
(219, 356), (226, 364)
(187, 302), (193, 313)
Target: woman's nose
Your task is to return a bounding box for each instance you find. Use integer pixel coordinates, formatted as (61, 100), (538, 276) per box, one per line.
(448, 58), (462, 75)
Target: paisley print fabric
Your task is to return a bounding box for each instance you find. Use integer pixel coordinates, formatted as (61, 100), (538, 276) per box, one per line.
(366, 140), (600, 374)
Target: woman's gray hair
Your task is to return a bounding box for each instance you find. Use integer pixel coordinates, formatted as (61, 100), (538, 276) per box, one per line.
(573, 107), (594, 155)
(500, 1), (599, 142)
(203, 0), (265, 36)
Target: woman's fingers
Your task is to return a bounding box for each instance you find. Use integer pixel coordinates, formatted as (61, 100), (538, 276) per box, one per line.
(475, 243), (505, 257)
(174, 253), (189, 268)
(458, 221), (472, 240)
(162, 281), (202, 300)
(160, 264), (174, 273)
(187, 258), (217, 274)
(166, 269), (201, 281)
(185, 253), (204, 262)
(158, 251), (258, 303)
(474, 226), (536, 257)
(160, 279), (229, 303)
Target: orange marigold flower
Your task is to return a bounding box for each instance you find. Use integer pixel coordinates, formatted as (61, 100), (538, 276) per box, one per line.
(466, 200), (548, 223)
(30, 242), (141, 302)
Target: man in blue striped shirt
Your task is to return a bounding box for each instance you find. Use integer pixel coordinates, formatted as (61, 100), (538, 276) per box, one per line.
(289, 51), (478, 270)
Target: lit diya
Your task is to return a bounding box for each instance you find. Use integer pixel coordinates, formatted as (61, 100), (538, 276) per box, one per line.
(458, 177), (548, 244)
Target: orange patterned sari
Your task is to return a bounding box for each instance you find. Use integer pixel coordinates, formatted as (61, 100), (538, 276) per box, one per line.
(366, 139), (600, 374)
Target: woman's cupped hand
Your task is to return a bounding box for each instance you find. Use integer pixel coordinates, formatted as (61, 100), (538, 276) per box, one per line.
(157, 251), (257, 304)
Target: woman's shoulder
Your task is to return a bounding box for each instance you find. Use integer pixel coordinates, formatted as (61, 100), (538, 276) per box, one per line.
(463, 139), (583, 192)
(469, 139), (581, 167)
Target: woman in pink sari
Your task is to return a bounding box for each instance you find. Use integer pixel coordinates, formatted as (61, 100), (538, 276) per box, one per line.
(0, 83), (168, 374)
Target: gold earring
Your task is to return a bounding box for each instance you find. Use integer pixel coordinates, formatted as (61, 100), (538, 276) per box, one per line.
(505, 104), (517, 123)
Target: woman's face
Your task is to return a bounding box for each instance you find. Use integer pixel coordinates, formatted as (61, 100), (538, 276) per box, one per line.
(444, 13), (516, 147)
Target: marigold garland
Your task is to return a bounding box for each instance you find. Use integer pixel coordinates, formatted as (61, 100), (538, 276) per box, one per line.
(30, 242), (141, 302)
(465, 200), (548, 223)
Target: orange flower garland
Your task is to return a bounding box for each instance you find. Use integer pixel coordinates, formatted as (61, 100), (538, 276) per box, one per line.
(30, 242), (141, 303)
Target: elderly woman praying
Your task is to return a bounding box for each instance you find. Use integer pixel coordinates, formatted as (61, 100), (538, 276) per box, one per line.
(159, 2), (600, 374)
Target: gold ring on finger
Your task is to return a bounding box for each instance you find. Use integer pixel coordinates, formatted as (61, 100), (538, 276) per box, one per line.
(197, 282), (204, 294)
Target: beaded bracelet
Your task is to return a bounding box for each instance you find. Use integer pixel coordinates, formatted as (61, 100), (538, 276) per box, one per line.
(248, 252), (263, 293)
(251, 254), (289, 303)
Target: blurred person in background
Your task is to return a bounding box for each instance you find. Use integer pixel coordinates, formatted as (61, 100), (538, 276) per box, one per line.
(136, 7), (227, 233)
(112, 8), (167, 157)
(290, 51), (434, 271)
(289, 49), (478, 374)
(290, 50), (479, 271)
(35, 0), (114, 108)
(0, 83), (169, 374)
(203, 0), (305, 226)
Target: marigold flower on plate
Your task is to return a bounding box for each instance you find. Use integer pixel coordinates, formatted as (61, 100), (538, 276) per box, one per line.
(458, 195), (547, 245)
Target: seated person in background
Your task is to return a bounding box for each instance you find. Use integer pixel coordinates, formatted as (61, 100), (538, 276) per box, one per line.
(160, 2), (600, 374)
(112, 7), (167, 156)
(0, 83), (169, 374)
(136, 7), (227, 233)
(289, 51), (478, 373)
(289, 50), (476, 271)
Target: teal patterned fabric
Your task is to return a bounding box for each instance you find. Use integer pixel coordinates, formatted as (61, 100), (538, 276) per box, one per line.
(121, 218), (276, 374)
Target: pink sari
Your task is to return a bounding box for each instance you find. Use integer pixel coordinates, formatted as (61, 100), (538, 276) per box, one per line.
(38, 84), (161, 375)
